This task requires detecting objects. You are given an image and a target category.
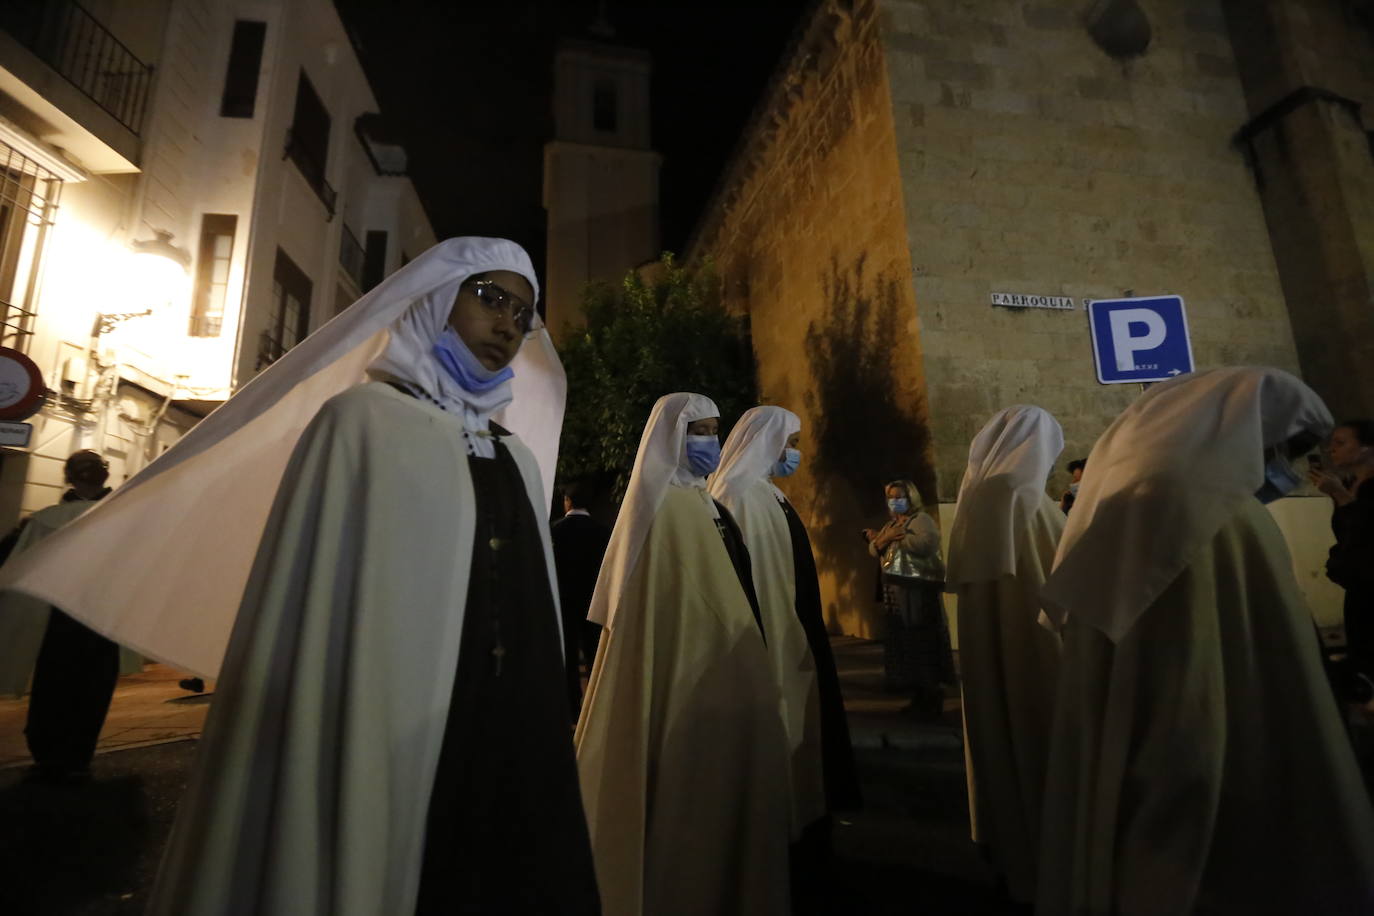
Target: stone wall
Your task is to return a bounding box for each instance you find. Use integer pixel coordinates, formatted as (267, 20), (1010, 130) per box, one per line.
(688, 0), (1356, 638)
(881, 0), (1302, 496)
(691, 0), (935, 639)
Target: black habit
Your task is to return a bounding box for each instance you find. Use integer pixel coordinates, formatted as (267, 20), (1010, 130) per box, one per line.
(780, 498), (862, 810)
(414, 441), (600, 915)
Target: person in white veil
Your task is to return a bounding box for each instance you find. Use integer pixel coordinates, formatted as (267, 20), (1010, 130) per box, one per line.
(1036, 367), (1374, 915)
(710, 408), (860, 875)
(575, 392), (791, 916)
(944, 405), (1065, 904)
(0, 238), (597, 915)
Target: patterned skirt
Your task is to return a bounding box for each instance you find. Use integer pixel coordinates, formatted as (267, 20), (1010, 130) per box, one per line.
(882, 577), (957, 697)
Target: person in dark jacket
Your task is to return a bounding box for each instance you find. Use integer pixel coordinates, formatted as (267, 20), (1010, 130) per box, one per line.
(0, 451), (115, 782)
(552, 481), (611, 711)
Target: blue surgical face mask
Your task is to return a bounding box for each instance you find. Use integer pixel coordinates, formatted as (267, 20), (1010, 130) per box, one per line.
(433, 326), (514, 393)
(685, 435), (721, 477)
(1068, 481), (1080, 495)
(1256, 451), (1302, 504)
(773, 447), (801, 478)
(888, 497), (910, 515)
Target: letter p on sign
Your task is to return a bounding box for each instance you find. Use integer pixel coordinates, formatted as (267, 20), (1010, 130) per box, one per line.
(1087, 295), (1194, 384)
(1108, 309), (1167, 371)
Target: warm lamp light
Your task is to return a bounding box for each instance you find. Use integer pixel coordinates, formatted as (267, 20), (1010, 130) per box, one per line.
(130, 229), (191, 270)
(126, 229), (191, 315)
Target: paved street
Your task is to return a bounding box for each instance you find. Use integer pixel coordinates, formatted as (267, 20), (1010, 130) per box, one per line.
(0, 639), (1024, 915)
(0, 664), (211, 768)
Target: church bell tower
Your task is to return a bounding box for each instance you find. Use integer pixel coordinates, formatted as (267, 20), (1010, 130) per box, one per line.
(542, 19), (661, 338)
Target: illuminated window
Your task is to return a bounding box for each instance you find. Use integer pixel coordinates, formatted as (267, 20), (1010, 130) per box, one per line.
(189, 214), (236, 337)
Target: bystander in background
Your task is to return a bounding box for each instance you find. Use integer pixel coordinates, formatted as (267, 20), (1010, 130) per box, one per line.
(864, 480), (955, 720)
(552, 480), (612, 712)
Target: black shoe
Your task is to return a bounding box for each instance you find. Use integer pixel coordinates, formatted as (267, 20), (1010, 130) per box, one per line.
(179, 677), (205, 693)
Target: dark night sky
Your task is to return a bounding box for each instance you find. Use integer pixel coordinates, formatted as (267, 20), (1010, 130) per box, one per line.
(334, 0), (811, 277)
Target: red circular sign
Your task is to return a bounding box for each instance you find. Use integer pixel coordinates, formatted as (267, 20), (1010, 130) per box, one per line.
(0, 347), (46, 421)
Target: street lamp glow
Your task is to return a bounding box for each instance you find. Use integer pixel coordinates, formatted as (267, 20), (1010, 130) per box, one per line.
(128, 230), (191, 313)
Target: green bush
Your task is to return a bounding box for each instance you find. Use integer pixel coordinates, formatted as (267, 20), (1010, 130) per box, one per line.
(558, 254), (758, 501)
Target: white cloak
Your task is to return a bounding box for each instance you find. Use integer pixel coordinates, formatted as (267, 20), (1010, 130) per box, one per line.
(1036, 498), (1374, 915)
(575, 485), (791, 916)
(955, 491), (1063, 903)
(0, 499), (140, 697)
(147, 382), (562, 916)
(716, 477), (827, 833)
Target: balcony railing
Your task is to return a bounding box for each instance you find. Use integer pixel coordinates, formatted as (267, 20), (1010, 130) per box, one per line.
(0, 298), (38, 352)
(0, 0), (154, 136)
(339, 225), (365, 290)
(284, 128), (337, 219)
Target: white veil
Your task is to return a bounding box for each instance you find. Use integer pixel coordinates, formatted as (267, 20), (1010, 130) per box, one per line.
(710, 406), (800, 506)
(586, 392), (719, 629)
(1041, 367), (1331, 641)
(945, 405), (1064, 587)
(0, 237), (565, 677)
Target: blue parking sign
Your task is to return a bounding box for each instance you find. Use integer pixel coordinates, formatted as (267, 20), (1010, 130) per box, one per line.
(1087, 295), (1194, 385)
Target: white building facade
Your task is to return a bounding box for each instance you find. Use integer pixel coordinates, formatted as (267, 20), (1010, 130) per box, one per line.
(0, 0), (435, 524)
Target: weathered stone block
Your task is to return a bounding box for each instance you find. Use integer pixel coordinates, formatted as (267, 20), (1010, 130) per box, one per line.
(1022, 5), (1077, 30)
(1076, 75), (1132, 102)
(925, 57), (992, 87)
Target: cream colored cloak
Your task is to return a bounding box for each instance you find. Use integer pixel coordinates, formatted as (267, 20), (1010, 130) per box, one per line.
(1036, 499), (1374, 915)
(715, 477), (826, 834)
(575, 485), (791, 916)
(146, 383), (562, 916)
(955, 491), (1063, 902)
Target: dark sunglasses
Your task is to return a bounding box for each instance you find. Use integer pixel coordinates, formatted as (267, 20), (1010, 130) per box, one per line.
(467, 279), (539, 336)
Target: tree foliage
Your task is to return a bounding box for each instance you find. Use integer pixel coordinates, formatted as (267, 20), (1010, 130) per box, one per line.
(558, 254), (758, 501)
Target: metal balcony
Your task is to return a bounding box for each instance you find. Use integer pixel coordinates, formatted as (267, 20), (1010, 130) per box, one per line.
(0, 0), (154, 136)
(0, 298), (38, 352)
(284, 128), (337, 219)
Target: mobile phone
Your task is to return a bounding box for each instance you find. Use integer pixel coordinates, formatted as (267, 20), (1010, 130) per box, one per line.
(1307, 453), (1324, 471)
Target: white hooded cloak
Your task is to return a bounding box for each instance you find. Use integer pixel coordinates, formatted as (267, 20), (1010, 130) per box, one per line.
(945, 405), (1065, 903)
(709, 405), (827, 833)
(1036, 367), (1374, 915)
(575, 392), (791, 916)
(0, 238), (569, 916)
